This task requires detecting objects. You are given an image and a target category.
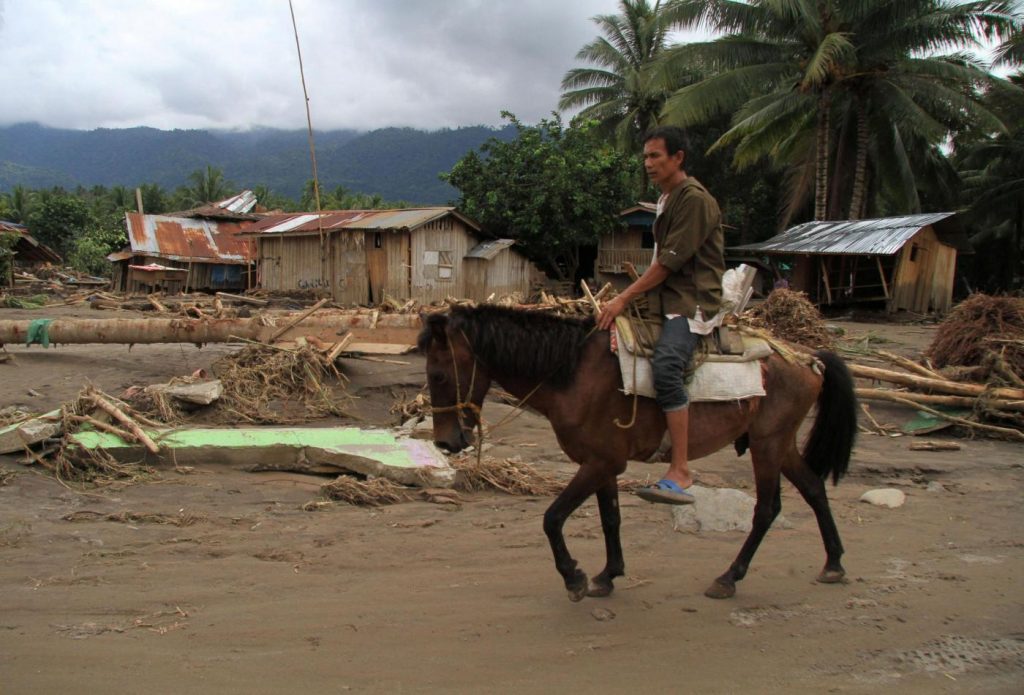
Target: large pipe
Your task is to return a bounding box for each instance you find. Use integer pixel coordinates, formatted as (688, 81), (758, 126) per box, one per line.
(0, 312), (423, 346)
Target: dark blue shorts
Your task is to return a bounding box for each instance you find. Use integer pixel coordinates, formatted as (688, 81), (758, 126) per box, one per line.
(652, 315), (701, 412)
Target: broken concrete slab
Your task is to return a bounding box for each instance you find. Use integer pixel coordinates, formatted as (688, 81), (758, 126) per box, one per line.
(670, 485), (791, 533)
(68, 426), (454, 488)
(0, 409), (62, 454)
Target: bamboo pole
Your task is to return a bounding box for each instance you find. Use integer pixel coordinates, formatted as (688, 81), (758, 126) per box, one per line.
(863, 393), (1024, 441)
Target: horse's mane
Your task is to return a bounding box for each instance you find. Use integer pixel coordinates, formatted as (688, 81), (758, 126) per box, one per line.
(421, 304), (596, 389)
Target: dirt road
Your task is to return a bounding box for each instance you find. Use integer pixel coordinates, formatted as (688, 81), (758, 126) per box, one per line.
(1, 307), (1021, 693)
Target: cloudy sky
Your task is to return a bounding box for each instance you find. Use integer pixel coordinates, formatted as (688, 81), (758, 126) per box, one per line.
(0, 0), (683, 132)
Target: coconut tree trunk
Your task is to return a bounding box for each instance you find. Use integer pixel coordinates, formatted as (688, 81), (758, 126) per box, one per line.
(848, 98), (869, 220)
(0, 313), (421, 346)
(814, 91), (831, 221)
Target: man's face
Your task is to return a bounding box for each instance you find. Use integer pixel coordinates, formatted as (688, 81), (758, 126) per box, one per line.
(643, 137), (684, 187)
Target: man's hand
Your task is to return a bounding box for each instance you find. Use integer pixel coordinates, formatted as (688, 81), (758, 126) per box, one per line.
(597, 295), (628, 331)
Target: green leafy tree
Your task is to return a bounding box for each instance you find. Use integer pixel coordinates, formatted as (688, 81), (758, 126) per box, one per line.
(25, 194), (91, 259)
(443, 112), (635, 282)
(661, 0), (1020, 222)
(0, 231), (18, 285)
(559, 0), (683, 159)
(67, 213), (127, 277)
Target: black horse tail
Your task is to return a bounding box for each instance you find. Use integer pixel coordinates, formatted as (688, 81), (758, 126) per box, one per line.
(803, 351), (858, 485)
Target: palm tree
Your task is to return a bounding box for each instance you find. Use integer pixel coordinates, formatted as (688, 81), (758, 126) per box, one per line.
(660, 0), (1020, 222)
(559, 0), (683, 157)
(957, 72), (1024, 290)
(185, 165), (232, 206)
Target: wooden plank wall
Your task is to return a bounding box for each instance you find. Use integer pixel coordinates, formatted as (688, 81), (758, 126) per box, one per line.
(890, 226), (955, 313)
(410, 218), (474, 304)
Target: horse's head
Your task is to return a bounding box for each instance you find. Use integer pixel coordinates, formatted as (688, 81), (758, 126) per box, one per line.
(418, 311), (492, 453)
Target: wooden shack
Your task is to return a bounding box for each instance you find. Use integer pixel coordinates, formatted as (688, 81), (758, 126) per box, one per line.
(731, 213), (972, 314)
(1, 220), (62, 285)
(594, 204), (656, 291)
(108, 191), (259, 294)
(248, 208), (538, 304)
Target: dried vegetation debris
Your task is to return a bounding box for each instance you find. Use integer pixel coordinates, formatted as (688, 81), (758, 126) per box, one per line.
(927, 293), (1024, 384)
(209, 343), (353, 424)
(742, 288), (835, 349)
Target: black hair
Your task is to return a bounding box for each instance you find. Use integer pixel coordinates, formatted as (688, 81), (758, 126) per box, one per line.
(642, 125), (688, 158)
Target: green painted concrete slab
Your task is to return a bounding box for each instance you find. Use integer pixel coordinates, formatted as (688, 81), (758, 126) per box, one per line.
(69, 426), (454, 487)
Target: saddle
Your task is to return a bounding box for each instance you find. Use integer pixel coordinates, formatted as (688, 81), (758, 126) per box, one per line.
(611, 315), (773, 403)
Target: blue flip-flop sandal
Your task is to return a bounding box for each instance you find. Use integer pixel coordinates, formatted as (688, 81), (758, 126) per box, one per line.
(636, 478), (696, 505)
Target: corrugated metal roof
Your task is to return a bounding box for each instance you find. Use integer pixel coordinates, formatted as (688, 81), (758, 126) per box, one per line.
(465, 238), (515, 260)
(731, 213), (971, 256)
(124, 212), (255, 265)
(168, 190), (261, 220)
(245, 207), (481, 236)
(216, 190), (257, 214)
(619, 202), (658, 216)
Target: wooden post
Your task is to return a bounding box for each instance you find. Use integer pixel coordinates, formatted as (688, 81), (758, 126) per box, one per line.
(875, 256), (889, 298)
(819, 257), (833, 304)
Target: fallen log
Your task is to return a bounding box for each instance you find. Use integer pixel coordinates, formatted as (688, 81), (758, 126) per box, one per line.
(850, 363), (1024, 402)
(856, 387), (1024, 413)
(0, 312), (422, 346)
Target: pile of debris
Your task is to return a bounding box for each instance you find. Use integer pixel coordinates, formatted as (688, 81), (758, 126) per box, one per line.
(742, 288), (835, 349)
(848, 295), (1024, 441)
(12, 266), (108, 295)
(926, 293), (1024, 385)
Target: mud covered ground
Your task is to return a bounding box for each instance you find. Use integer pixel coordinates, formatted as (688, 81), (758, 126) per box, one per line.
(1, 306), (1022, 693)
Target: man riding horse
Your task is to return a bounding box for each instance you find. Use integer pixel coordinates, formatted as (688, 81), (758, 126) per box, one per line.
(598, 125), (725, 506)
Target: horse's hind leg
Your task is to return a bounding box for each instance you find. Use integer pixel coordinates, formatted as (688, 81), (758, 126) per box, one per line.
(783, 459), (846, 584)
(705, 447), (784, 599)
(586, 478), (625, 598)
(543, 465), (608, 602)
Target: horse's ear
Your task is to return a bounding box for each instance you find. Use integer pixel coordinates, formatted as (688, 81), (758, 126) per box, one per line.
(421, 311), (449, 347)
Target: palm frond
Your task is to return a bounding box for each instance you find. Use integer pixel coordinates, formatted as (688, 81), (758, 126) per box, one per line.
(661, 62), (797, 126)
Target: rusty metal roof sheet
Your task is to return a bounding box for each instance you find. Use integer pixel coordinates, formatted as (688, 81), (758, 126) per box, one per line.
(124, 212), (255, 265)
(245, 207), (481, 236)
(465, 239), (515, 260)
(731, 213), (971, 256)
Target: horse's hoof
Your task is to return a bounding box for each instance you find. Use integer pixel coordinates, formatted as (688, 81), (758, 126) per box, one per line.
(567, 570), (589, 602)
(817, 567), (846, 584)
(586, 579), (614, 598)
(704, 580), (736, 599)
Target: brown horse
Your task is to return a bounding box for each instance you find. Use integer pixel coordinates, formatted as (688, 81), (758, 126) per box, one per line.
(418, 304), (857, 601)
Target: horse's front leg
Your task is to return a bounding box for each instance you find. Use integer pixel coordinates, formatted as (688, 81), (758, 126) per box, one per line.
(586, 477), (625, 598)
(542, 465), (607, 602)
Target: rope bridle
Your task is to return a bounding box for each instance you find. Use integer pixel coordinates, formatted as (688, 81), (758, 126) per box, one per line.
(427, 326), (576, 463)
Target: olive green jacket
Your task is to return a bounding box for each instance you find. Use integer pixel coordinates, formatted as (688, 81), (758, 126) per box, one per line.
(646, 177), (725, 319)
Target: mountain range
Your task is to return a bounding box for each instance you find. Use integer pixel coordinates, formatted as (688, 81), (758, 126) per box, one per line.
(0, 122), (517, 205)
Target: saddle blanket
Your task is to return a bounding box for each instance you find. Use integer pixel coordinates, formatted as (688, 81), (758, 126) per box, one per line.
(614, 329), (772, 402)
